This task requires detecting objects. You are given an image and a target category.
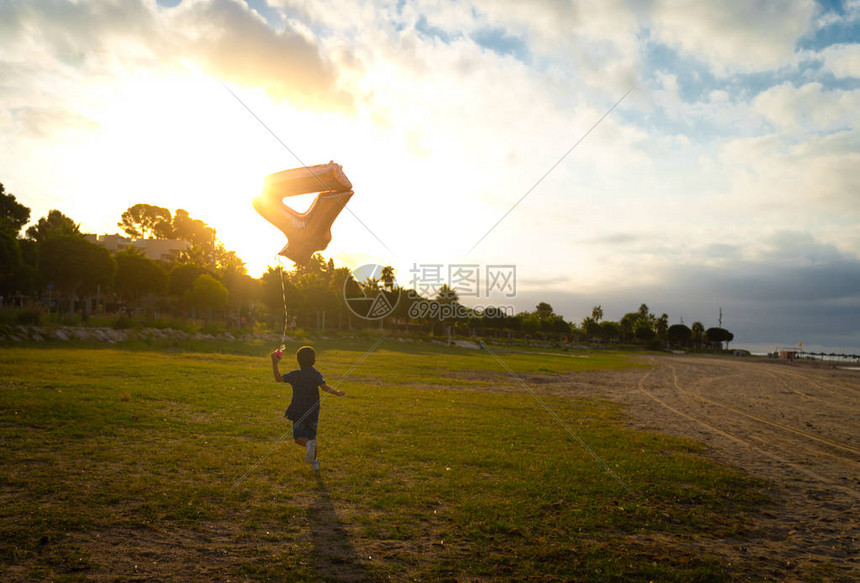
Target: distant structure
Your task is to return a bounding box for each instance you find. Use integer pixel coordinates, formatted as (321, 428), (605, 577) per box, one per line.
(85, 234), (190, 262)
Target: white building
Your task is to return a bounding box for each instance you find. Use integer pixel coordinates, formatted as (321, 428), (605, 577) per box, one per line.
(85, 234), (191, 262)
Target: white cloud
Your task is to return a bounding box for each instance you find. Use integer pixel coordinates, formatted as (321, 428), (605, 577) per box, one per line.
(12, 107), (100, 139)
(163, 0), (353, 111)
(649, 0), (817, 74)
(753, 82), (860, 131)
(818, 43), (860, 78)
(815, 0), (860, 29)
(0, 0), (351, 112)
(1, 0), (858, 349)
(717, 128), (860, 236)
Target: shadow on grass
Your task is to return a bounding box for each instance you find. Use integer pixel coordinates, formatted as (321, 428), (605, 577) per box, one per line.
(309, 472), (370, 582)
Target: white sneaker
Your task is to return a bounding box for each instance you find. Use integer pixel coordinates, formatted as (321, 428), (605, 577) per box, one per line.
(311, 460), (320, 471)
(305, 440), (317, 463)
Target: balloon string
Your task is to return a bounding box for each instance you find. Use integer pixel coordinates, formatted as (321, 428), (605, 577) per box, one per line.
(277, 254), (288, 350)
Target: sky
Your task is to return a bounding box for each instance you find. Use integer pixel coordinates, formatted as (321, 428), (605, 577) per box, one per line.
(1, 0), (858, 352)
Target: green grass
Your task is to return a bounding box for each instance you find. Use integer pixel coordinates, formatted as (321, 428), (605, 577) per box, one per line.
(0, 341), (768, 581)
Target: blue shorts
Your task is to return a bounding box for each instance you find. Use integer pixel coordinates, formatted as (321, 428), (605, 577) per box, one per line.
(292, 419), (318, 441)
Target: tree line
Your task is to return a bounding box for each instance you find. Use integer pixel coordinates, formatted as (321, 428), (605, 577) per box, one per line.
(0, 183), (733, 348)
(0, 186), (250, 322)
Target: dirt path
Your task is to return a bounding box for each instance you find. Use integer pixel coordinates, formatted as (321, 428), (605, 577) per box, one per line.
(569, 355), (859, 581)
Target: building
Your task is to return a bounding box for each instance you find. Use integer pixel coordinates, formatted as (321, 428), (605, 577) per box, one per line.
(85, 234), (191, 262)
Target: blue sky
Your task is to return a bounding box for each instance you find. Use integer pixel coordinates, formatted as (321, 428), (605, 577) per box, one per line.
(1, 0), (858, 351)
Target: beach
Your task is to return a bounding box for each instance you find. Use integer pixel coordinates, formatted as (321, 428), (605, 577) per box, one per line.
(567, 355), (859, 580)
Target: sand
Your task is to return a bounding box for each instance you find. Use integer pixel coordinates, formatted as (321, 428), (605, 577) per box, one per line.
(567, 355), (859, 581)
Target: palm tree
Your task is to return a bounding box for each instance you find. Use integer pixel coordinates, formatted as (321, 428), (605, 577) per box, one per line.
(655, 313), (669, 336)
(691, 321), (705, 348)
(381, 265), (395, 290)
(436, 284), (457, 303)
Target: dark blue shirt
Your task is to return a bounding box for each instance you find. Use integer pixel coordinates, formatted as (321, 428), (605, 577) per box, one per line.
(282, 367), (325, 422)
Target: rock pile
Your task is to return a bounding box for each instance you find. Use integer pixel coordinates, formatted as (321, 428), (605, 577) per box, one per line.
(0, 325), (287, 345)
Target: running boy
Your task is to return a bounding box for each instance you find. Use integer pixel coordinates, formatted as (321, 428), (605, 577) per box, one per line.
(271, 345), (344, 470)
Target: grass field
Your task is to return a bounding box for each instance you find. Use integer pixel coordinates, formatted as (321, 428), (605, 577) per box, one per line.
(0, 339), (769, 581)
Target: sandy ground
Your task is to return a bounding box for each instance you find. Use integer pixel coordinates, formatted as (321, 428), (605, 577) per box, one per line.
(565, 355), (859, 581)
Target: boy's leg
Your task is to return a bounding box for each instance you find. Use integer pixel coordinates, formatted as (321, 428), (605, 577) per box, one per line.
(304, 420), (319, 466)
(304, 439), (317, 463)
(308, 441), (319, 470)
(293, 420), (319, 467)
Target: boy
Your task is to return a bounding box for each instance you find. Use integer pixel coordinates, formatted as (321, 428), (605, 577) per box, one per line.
(271, 345), (344, 470)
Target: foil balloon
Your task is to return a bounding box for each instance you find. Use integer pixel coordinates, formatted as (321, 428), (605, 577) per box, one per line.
(253, 161), (353, 266)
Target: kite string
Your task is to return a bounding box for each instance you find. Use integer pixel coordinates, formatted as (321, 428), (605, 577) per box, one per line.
(473, 335), (632, 494)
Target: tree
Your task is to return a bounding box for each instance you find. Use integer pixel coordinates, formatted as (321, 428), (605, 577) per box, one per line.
(168, 263), (211, 297)
(222, 270), (257, 316)
(655, 313), (669, 336)
(599, 321), (620, 342)
(436, 284), (458, 303)
(591, 305), (603, 322)
(38, 235), (116, 312)
(173, 209), (215, 246)
(0, 184), (30, 293)
(27, 210), (81, 242)
(302, 283), (339, 329)
(583, 317), (601, 339)
(0, 183), (31, 235)
(170, 209), (246, 274)
(433, 284), (459, 332)
(210, 244), (246, 276)
(535, 302), (554, 321)
(114, 250), (168, 305)
(381, 265), (395, 290)
(548, 318), (571, 335)
(260, 265), (304, 324)
(329, 265), (358, 327)
(705, 327), (733, 349)
(667, 324), (692, 347)
(635, 320), (656, 341)
(520, 313), (541, 335)
(185, 274), (228, 320)
(691, 321), (705, 348)
(620, 312), (641, 340)
(0, 229), (23, 293)
(13, 239), (39, 294)
(117, 203), (173, 239)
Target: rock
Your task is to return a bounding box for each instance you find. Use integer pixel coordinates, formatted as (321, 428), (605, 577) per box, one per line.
(452, 340), (481, 349)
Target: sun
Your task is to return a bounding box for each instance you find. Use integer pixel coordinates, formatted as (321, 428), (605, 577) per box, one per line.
(68, 68), (418, 277)
(74, 71), (311, 276)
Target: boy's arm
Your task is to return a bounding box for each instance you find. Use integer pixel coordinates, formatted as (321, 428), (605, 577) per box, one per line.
(271, 351), (285, 382)
(321, 383), (345, 396)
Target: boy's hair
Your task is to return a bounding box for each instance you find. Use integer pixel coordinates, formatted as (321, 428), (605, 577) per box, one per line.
(296, 345), (316, 368)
